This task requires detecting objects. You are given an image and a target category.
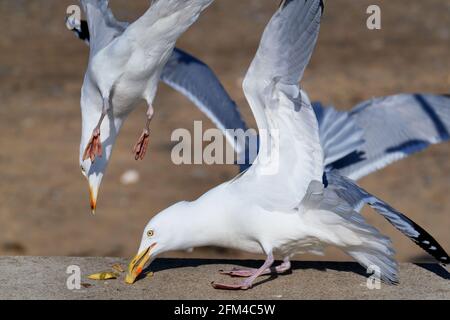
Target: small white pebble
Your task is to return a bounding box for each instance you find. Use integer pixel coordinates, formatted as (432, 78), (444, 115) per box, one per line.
(21, 118), (35, 128)
(120, 170), (140, 185)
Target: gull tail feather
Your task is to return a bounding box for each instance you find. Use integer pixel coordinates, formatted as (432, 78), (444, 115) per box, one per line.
(302, 180), (398, 283)
(326, 171), (450, 266)
(339, 215), (399, 284)
(347, 249), (399, 284)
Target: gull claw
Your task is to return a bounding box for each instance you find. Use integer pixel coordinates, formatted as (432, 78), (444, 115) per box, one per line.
(133, 130), (150, 161)
(211, 281), (251, 290)
(219, 268), (257, 278)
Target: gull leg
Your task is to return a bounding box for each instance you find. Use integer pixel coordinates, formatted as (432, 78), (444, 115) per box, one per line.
(133, 104), (154, 160)
(219, 257), (291, 278)
(83, 97), (110, 163)
(212, 253), (275, 290)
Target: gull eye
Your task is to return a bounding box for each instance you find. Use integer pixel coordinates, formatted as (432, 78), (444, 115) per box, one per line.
(80, 165), (87, 177)
(147, 229), (154, 237)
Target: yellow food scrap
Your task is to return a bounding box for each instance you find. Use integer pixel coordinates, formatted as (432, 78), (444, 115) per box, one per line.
(112, 264), (125, 273)
(87, 272), (119, 280)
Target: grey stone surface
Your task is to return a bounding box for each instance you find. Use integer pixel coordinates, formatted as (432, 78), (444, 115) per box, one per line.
(0, 257), (449, 300)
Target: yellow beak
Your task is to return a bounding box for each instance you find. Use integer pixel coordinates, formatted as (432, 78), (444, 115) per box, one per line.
(125, 243), (157, 284)
(89, 185), (98, 215)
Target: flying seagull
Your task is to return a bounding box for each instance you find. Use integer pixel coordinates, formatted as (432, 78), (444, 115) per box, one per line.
(72, 0), (231, 213)
(125, 0), (449, 289)
(66, 10), (248, 155)
(68, 3), (450, 213)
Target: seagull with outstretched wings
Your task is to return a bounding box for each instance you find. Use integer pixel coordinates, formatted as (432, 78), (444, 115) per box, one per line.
(124, 0), (449, 289)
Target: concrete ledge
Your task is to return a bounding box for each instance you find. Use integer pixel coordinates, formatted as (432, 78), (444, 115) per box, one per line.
(0, 257), (449, 299)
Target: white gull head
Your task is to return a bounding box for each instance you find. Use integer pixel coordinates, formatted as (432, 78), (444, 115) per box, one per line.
(125, 199), (222, 284)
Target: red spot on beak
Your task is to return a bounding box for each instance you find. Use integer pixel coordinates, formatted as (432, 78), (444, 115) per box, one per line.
(89, 186), (97, 214)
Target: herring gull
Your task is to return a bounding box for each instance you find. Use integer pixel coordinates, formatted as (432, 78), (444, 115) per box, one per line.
(73, 0), (224, 213)
(124, 0), (448, 289)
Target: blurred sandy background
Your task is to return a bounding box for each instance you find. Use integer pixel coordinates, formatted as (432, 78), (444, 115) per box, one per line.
(0, 0), (449, 263)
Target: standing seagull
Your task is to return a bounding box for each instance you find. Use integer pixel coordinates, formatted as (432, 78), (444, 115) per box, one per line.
(76, 0), (215, 212)
(125, 0), (449, 289)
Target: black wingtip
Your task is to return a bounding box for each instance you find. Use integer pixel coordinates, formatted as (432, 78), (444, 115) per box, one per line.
(67, 18), (90, 43)
(343, 175), (450, 268)
(79, 20), (90, 42)
(402, 216), (450, 266)
(319, 0), (325, 15)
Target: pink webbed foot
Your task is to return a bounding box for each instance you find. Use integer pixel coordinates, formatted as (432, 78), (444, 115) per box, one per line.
(133, 129), (150, 160)
(219, 267), (258, 278)
(212, 254), (277, 290)
(83, 128), (102, 162)
(219, 259), (291, 278)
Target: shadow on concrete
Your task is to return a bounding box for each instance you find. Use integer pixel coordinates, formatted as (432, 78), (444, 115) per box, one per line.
(410, 254), (450, 280)
(414, 263), (450, 280)
(139, 258), (370, 286)
(138, 258), (450, 287)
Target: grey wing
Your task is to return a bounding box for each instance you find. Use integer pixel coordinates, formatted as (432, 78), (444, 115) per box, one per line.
(244, 0), (323, 90)
(326, 171), (450, 266)
(161, 48), (249, 157)
(79, 0), (128, 55)
(317, 94), (450, 180)
(242, 0), (323, 155)
(313, 102), (365, 167)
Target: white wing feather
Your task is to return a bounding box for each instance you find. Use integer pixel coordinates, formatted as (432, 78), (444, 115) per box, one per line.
(235, 0), (324, 210)
(79, 0), (128, 55)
